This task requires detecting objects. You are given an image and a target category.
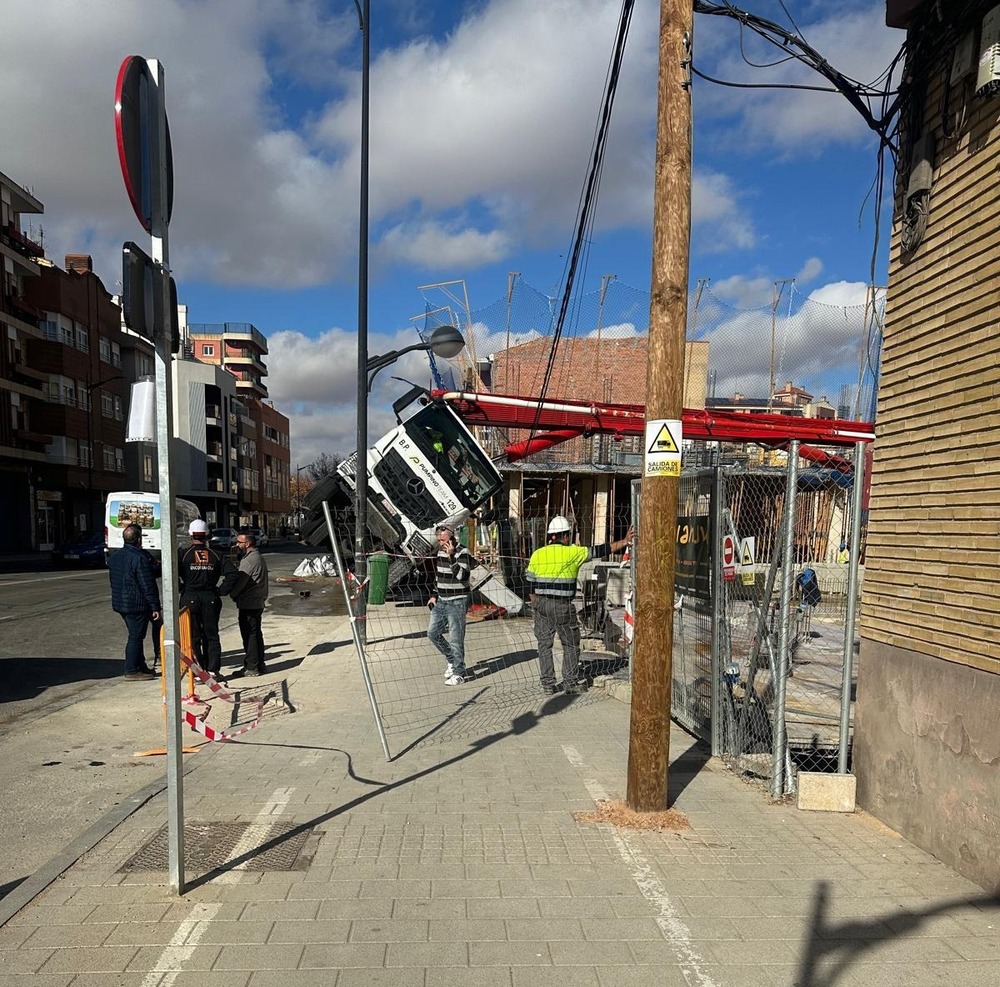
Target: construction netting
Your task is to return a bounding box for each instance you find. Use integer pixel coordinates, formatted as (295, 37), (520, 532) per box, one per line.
(418, 277), (883, 467)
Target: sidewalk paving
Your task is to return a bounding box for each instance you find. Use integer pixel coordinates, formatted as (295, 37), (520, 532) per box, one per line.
(1, 604), (998, 987)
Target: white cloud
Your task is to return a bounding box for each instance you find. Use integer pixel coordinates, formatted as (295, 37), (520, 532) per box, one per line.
(0, 0), (670, 293)
(692, 171), (757, 253)
(796, 256), (824, 283)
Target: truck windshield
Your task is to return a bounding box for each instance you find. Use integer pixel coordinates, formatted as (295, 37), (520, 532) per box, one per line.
(405, 404), (501, 508)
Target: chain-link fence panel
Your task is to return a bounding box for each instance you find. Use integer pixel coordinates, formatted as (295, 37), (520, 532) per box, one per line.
(715, 454), (862, 794)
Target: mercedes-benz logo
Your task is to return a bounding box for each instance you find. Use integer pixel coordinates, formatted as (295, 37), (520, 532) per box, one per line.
(406, 478), (425, 496)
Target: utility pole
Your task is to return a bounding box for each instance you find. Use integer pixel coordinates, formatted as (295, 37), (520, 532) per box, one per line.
(768, 278), (795, 408)
(626, 0), (694, 812)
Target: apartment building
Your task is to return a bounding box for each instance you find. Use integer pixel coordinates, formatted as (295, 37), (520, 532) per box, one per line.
(0, 170), (46, 551)
(186, 320), (290, 532)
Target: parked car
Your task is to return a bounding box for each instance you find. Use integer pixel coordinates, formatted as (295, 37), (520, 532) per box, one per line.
(250, 528), (269, 549)
(52, 531), (106, 567)
(208, 527), (237, 551)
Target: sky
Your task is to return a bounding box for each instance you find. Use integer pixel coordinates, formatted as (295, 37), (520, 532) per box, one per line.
(0, 0), (905, 466)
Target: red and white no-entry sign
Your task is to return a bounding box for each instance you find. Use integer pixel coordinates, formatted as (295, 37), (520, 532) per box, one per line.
(722, 533), (737, 581)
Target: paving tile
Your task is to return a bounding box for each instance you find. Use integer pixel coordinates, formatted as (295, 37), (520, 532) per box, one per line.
(299, 943), (387, 969)
(268, 920), (351, 943)
(393, 897), (467, 919)
(385, 941), (468, 966)
(427, 918), (507, 941)
(513, 970), (599, 987)
(36, 945), (139, 974)
(0, 974), (74, 987)
(467, 898), (541, 919)
(469, 940), (553, 966)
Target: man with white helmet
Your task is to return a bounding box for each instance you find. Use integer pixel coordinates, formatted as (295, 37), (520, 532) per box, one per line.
(177, 518), (226, 677)
(526, 515), (633, 695)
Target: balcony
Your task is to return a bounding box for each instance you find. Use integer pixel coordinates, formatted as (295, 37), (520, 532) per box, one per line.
(2, 223), (44, 259)
(206, 404), (222, 421)
(234, 377), (269, 399)
(188, 322), (268, 355)
(224, 350), (268, 376)
(10, 360), (47, 390)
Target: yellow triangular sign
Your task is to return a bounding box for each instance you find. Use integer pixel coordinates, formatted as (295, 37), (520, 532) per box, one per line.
(647, 423), (679, 455)
(741, 542), (754, 566)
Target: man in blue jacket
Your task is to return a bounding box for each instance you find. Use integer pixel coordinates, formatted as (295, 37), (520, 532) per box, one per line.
(108, 524), (162, 680)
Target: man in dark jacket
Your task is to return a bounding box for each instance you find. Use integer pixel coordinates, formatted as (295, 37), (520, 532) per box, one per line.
(108, 524), (161, 680)
(178, 519), (225, 676)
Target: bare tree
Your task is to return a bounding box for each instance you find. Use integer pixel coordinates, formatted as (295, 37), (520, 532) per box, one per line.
(308, 453), (342, 480)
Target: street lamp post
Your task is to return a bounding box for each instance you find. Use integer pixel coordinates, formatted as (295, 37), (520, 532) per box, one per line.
(365, 325), (466, 394)
(354, 0), (371, 637)
(86, 373), (125, 531)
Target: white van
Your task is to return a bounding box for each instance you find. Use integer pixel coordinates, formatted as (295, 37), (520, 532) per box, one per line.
(105, 492), (201, 558)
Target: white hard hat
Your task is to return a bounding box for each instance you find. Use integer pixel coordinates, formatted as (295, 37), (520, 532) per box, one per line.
(189, 519), (210, 535)
(547, 515), (572, 535)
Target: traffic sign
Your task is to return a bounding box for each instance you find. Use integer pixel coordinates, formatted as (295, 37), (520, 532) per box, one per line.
(722, 533), (737, 581)
(115, 56), (174, 232)
(644, 419), (682, 476)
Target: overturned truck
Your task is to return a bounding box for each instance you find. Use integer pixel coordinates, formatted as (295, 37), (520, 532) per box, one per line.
(299, 386), (519, 607)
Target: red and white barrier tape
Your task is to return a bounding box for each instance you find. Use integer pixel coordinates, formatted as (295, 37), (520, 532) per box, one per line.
(182, 709), (263, 743)
(176, 652), (266, 741)
(624, 590), (634, 645)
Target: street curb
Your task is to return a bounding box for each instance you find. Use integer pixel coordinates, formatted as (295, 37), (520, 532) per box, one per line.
(0, 749), (214, 928)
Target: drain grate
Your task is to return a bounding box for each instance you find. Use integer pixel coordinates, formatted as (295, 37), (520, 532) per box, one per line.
(120, 821), (317, 873)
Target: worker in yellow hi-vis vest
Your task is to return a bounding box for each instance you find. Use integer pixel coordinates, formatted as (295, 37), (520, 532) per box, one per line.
(526, 516), (633, 696)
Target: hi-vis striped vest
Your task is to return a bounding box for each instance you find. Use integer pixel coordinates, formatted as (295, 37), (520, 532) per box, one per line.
(525, 543), (593, 600)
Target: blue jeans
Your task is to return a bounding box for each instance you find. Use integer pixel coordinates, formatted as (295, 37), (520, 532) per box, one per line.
(427, 596), (468, 673)
(121, 612), (151, 674)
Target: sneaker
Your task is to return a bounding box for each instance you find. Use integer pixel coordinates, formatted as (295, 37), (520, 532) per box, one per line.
(444, 672), (466, 686)
(565, 680), (589, 695)
(123, 671), (156, 681)
(540, 683), (559, 695)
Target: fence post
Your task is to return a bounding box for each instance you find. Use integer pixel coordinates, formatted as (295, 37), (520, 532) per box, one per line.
(771, 440), (799, 799)
(838, 439), (867, 773)
(710, 466), (724, 756)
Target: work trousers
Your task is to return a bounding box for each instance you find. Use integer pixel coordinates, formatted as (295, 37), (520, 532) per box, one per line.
(238, 608), (266, 672)
(533, 596), (581, 688)
(182, 591), (223, 674)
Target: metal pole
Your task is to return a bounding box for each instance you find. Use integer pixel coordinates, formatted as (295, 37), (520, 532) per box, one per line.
(323, 501), (390, 760)
(709, 467), (723, 757)
(148, 59), (184, 892)
(838, 440), (866, 773)
(354, 0), (370, 644)
(771, 439), (799, 799)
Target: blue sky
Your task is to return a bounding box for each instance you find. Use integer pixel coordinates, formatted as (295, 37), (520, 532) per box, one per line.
(0, 1), (903, 463)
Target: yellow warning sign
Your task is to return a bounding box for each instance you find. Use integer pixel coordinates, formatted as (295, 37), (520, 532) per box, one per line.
(644, 419), (682, 478)
(740, 537), (755, 567)
(647, 423), (679, 454)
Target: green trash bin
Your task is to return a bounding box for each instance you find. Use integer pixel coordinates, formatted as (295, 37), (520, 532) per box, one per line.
(367, 552), (389, 605)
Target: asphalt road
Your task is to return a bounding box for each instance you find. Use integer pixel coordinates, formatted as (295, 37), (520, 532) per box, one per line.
(0, 543), (328, 901)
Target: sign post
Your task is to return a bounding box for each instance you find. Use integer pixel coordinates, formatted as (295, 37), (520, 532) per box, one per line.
(115, 55), (184, 894)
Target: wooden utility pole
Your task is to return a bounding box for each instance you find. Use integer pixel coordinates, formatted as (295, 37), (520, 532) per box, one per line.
(626, 0), (693, 811)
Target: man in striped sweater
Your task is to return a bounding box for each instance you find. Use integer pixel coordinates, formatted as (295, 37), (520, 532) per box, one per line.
(427, 522), (472, 685)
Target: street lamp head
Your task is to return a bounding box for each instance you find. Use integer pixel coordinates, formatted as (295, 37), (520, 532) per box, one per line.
(427, 325), (465, 360)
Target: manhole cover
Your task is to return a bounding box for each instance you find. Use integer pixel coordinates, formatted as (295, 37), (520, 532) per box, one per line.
(120, 821), (317, 873)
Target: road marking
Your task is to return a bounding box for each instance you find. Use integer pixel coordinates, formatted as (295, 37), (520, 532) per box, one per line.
(139, 786), (294, 985)
(0, 571), (106, 588)
(562, 745), (719, 987)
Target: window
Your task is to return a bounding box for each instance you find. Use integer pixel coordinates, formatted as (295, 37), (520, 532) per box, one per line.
(202, 345), (215, 356)
(77, 383), (91, 411)
(61, 325), (74, 347)
(42, 320), (59, 341)
(103, 445), (116, 470)
(62, 382), (76, 407)
(115, 447), (125, 472)
(101, 391), (114, 418)
(113, 395), (123, 421)
(139, 354), (153, 376)
(143, 453), (154, 484)
(76, 327), (89, 353)
(100, 338), (111, 363)
(111, 342), (121, 367)
(79, 441), (92, 468)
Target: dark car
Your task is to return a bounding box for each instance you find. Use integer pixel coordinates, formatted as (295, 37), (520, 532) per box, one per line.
(208, 527), (237, 551)
(52, 531), (106, 567)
